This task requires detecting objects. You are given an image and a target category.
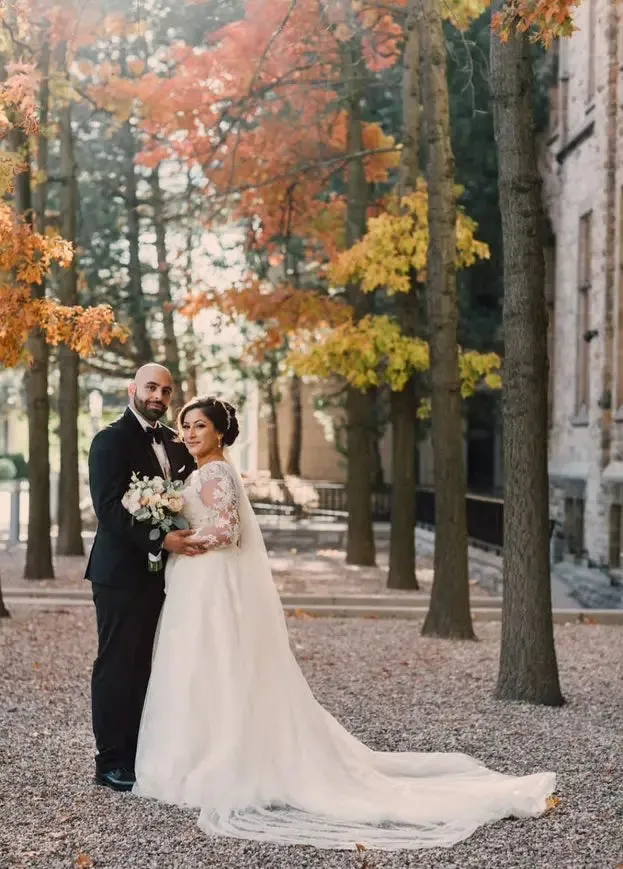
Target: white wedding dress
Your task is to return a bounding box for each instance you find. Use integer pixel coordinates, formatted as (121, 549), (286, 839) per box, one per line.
(133, 460), (556, 851)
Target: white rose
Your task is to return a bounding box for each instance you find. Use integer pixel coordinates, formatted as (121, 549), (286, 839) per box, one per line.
(122, 491), (141, 513)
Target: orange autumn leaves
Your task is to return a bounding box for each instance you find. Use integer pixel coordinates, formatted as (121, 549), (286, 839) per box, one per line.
(0, 0), (581, 371)
(491, 0), (581, 46)
(0, 8), (124, 366)
(0, 197), (123, 366)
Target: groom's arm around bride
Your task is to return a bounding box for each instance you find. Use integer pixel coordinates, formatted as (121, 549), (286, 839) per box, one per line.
(85, 364), (198, 792)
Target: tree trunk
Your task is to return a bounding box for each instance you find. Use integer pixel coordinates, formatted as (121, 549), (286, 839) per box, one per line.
(387, 381), (419, 589)
(182, 201), (199, 402)
(184, 321), (199, 401)
(420, 0), (474, 638)
(490, 2), (564, 704)
(56, 95), (84, 556)
(386, 0), (421, 590)
(17, 40), (54, 580)
(265, 380), (284, 479)
(122, 121), (151, 365)
(368, 388), (385, 490)
(286, 374), (302, 476)
(340, 33), (375, 566)
(151, 166), (183, 421)
(600, 0), (619, 467)
(0, 577), (10, 619)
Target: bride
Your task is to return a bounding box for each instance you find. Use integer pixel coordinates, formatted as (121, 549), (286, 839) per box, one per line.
(133, 395), (556, 851)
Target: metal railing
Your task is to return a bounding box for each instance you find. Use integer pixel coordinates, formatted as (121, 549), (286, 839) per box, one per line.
(243, 477), (504, 550)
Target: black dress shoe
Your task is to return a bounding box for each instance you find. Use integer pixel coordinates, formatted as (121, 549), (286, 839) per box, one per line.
(94, 768), (136, 792)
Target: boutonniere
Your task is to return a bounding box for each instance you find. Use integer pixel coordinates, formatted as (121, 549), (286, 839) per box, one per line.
(169, 436), (182, 445)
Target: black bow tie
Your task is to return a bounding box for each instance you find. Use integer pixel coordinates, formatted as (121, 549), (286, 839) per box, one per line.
(146, 426), (164, 444)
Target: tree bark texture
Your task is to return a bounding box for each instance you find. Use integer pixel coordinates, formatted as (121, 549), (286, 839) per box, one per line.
(419, 0), (473, 638)
(57, 94), (84, 556)
(18, 40), (54, 580)
(340, 32), (375, 566)
(490, 3), (564, 704)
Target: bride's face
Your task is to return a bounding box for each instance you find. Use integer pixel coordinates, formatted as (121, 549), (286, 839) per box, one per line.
(182, 409), (221, 459)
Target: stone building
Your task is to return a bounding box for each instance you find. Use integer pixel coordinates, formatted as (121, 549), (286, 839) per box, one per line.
(542, 0), (623, 567)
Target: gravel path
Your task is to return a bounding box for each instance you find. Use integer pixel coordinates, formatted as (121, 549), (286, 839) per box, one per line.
(1, 609), (621, 869)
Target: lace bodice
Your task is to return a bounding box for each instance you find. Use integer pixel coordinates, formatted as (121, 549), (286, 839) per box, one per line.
(182, 461), (241, 549)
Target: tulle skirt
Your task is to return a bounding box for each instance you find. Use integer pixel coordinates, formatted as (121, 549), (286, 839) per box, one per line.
(133, 545), (556, 851)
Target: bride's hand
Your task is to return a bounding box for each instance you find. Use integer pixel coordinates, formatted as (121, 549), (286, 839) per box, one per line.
(163, 529), (208, 556)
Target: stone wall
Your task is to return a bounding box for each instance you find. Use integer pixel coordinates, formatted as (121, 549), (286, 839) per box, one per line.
(543, 0), (623, 564)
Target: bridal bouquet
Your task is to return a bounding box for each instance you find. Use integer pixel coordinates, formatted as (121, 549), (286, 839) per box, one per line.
(122, 472), (188, 572)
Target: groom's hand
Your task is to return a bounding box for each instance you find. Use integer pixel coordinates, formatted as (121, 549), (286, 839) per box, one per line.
(163, 529), (207, 556)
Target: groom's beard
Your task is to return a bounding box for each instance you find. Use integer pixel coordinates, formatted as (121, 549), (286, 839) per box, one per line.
(133, 396), (167, 424)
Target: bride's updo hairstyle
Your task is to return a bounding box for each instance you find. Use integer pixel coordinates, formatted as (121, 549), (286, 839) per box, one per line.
(178, 395), (240, 447)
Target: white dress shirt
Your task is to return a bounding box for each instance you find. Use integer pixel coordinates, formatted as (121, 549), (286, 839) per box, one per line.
(128, 404), (171, 479)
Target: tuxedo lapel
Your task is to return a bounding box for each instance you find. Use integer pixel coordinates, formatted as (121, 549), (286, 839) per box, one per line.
(162, 433), (191, 481)
(121, 409), (167, 479)
(121, 408), (192, 481)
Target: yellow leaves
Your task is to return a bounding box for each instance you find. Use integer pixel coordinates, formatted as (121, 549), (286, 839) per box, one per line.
(291, 314), (429, 392)
(545, 794), (561, 812)
(291, 314), (502, 398)
(330, 179), (490, 294)
(443, 0), (490, 30)
(459, 350), (502, 397)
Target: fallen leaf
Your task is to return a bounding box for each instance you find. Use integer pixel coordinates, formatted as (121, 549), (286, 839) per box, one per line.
(576, 613), (600, 625)
(355, 842), (367, 851)
(545, 795), (561, 813)
(75, 853), (94, 868)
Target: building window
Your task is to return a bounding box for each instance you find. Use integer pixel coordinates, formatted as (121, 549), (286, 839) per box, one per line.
(608, 504), (622, 568)
(587, 0), (596, 103)
(564, 496), (585, 556)
(576, 212), (592, 415)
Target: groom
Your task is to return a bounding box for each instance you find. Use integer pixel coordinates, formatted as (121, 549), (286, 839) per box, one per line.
(86, 363), (203, 791)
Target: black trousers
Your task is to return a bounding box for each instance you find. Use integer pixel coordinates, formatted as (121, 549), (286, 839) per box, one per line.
(91, 582), (164, 773)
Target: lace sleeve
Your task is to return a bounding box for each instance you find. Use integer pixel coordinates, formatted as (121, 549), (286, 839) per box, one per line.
(193, 462), (241, 549)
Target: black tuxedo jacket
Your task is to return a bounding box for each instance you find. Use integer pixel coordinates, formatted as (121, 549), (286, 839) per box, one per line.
(85, 408), (194, 589)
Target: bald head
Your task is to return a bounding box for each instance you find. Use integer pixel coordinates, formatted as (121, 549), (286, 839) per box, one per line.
(129, 364), (174, 424)
(134, 363), (173, 388)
